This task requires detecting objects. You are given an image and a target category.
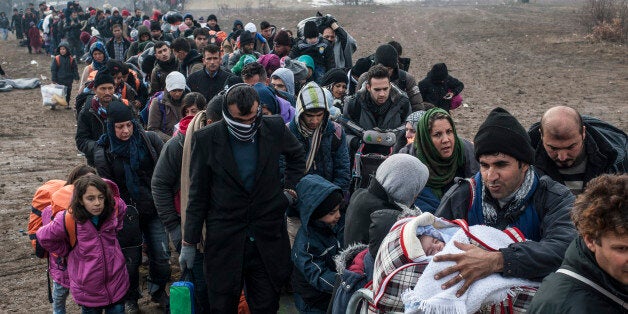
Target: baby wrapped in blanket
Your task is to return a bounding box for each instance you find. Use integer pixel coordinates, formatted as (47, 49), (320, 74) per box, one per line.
(402, 218), (540, 314)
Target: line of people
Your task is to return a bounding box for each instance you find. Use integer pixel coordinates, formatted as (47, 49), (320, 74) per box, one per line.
(27, 2), (627, 314)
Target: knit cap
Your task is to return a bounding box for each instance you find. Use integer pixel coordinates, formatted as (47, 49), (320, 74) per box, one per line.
(258, 54), (280, 75)
(207, 14), (217, 21)
(321, 68), (348, 86)
(107, 100), (134, 123)
(303, 20), (318, 39)
(253, 83), (279, 114)
(239, 30), (254, 46)
(374, 44), (398, 69)
(297, 55), (315, 71)
(351, 57), (372, 78)
(150, 20), (161, 31)
(474, 107), (535, 164)
(274, 30), (292, 46)
(310, 190), (343, 221)
(165, 71), (187, 92)
(406, 111), (426, 128)
(93, 69), (115, 87)
(244, 22), (257, 33)
(283, 57), (309, 84)
(375, 154), (429, 207)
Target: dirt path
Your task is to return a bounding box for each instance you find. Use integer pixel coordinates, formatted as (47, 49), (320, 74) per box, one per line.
(0, 2), (626, 313)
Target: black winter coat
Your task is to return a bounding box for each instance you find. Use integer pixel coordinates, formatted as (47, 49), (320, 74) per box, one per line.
(75, 99), (105, 166)
(151, 133), (184, 232)
(184, 116), (306, 293)
(186, 67), (234, 102)
(418, 73), (464, 111)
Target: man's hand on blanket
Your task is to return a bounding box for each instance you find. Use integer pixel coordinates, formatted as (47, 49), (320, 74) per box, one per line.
(432, 241), (504, 297)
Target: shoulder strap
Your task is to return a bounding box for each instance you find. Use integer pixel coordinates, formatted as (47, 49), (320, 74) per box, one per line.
(556, 268), (628, 309)
(331, 121), (343, 152)
(55, 55), (60, 66)
(63, 211), (77, 249)
(158, 94), (167, 132)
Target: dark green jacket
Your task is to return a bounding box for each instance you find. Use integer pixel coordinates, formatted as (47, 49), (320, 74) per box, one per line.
(528, 237), (627, 313)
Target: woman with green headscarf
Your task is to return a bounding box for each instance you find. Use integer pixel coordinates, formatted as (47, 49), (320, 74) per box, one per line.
(408, 108), (479, 212)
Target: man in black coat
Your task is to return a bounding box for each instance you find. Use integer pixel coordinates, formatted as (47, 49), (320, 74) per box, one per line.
(181, 84), (306, 312)
(187, 44), (234, 102)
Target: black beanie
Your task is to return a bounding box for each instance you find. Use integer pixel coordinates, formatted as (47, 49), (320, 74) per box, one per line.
(239, 30), (254, 46)
(351, 57), (372, 77)
(303, 21), (318, 39)
(93, 69), (115, 88)
(321, 68), (348, 86)
(431, 63), (448, 81)
(310, 190), (343, 221)
(474, 107), (535, 164)
(107, 101), (134, 123)
(374, 44), (398, 69)
(150, 20), (161, 31)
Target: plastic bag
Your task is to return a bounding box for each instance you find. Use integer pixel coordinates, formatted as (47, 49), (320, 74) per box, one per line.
(41, 84), (67, 107)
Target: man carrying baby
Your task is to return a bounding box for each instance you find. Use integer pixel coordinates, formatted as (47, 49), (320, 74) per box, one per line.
(434, 107), (577, 297)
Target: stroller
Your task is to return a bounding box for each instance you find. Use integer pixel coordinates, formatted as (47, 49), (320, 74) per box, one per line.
(335, 116), (403, 191)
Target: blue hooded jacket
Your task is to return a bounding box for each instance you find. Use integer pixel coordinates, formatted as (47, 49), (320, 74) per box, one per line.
(292, 175), (344, 311)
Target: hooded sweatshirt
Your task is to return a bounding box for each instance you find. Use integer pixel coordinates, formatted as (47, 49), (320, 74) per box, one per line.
(271, 67), (295, 96)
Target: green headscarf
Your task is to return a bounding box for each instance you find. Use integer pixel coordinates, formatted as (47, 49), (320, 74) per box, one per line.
(413, 108), (464, 198)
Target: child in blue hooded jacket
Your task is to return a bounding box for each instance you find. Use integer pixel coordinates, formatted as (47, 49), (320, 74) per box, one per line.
(291, 174), (344, 313)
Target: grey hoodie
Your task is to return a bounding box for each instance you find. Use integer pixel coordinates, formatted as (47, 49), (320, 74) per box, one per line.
(272, 67), (295, 96)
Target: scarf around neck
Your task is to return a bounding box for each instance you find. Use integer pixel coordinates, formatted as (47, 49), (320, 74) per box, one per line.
(414, 108), (464, 198)
(222, 105), (263, 142)
(481, 168), (537, 229)
(97, 120), (149, 201)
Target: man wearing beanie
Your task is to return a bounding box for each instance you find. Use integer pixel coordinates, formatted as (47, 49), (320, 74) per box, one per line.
(290, 20), (335, 83)
(318, 14), (357, 69)
(227, 30), (261, 71)
(359, 44), (424, 111)
(347, 57), (372, 95)
(344, 154), (429, 248)
(75, 69), (126, 166)
(434, 107), (576, 298)
(149, 20), (173, 42)
(182, 84), (305, 312)
(271, 29), (293, 58)
(291, 175), (344, 313)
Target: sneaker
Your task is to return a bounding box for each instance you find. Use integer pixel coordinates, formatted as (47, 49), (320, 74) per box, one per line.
(124, 300), (139, 314)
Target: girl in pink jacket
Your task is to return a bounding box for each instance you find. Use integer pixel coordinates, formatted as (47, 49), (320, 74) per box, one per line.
(37, 175), (129, 313)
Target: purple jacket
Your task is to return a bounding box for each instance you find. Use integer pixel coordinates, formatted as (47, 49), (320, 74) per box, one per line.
(41, 204), (71, 288)
(278, 96), (295, 124)
(36, 183), (129, 307)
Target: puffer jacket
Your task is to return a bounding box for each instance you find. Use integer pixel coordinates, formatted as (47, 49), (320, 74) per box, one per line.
(528, 237), (628, 313)
(435, 171), (577, 280)
(36, 194), (129, 307)
(292, 175), (344, 312)
(41, 204), (70, 288)
(529, 115), (627, 192)
(330, 244), (374, 314)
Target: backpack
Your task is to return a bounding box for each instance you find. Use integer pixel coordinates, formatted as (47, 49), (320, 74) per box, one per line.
(139, 91), (167, 130)
(55, 55), (74, 68)
(28, 180), (66, 257)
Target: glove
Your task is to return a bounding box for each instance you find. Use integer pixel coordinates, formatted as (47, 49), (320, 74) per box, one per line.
(168, 224), (182, 253)
(179, 245), (196, 272)
(284, 189), (297, 206)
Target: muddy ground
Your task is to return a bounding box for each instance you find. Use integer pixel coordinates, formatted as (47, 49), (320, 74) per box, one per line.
(0, 1), (626, 313)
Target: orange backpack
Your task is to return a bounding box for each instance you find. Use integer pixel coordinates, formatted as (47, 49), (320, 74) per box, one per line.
(28, 180), (66, 256)
(50, 186), (77, 249)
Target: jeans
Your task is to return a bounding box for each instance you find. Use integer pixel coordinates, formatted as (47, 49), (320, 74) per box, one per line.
(0, 28), (8, 40)
(81, 301), (125, 314)
(139, 213), (171, 296)
(52, 280), (70, 314)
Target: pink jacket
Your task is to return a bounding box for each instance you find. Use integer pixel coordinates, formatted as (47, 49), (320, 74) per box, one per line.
(36, 181), (129, 307)
(41, 204), (71, 288)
